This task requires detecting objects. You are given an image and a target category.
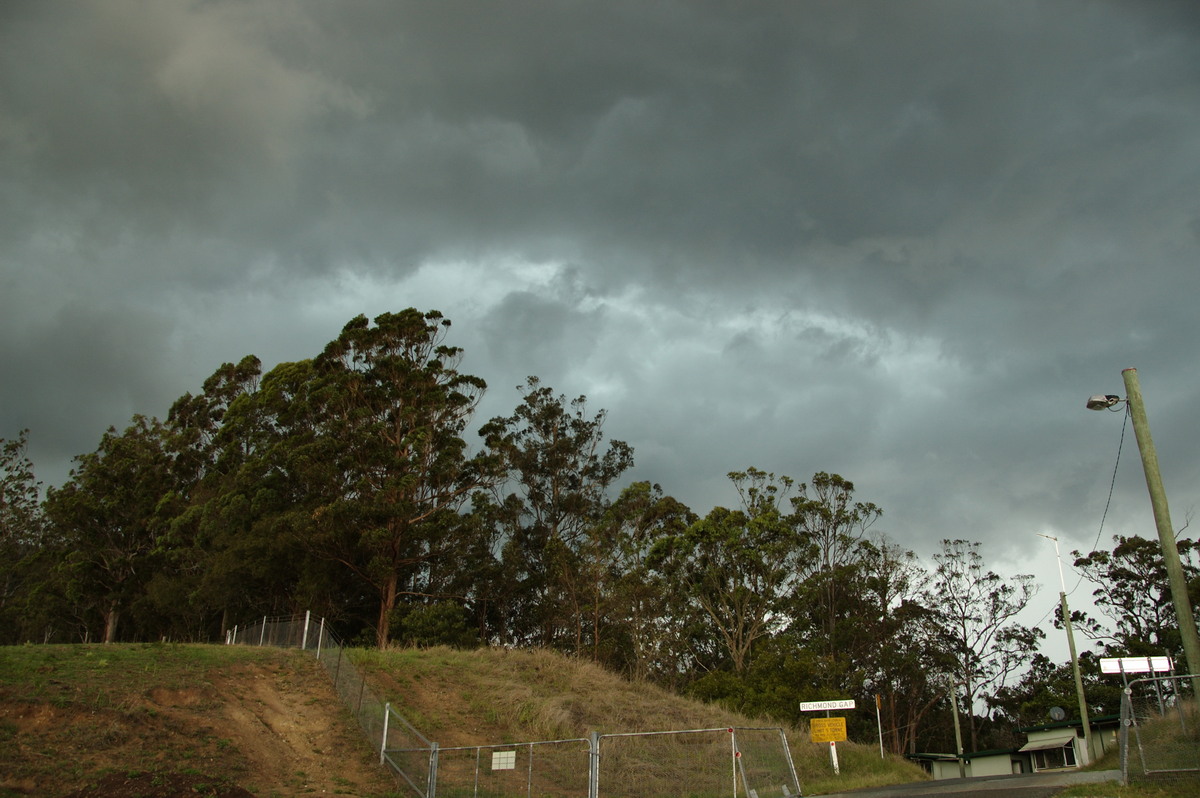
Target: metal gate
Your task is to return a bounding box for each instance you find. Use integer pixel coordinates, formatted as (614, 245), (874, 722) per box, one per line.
(1120, 673), (1199, 783)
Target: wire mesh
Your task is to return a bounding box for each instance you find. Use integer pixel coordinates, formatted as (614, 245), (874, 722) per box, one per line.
(431, 739), (592, 798)
(1121, 673), (1200, 783)
(734, 727), (802, 798)
(383, 707), (437, 798)
(597, 728), (730, 798)
(229, 614), (434, 796)
(228, 615), (802, 798)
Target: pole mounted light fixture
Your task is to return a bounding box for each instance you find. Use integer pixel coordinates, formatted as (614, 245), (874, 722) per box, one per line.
(1085, 394), (1122, 411)
(1087, 368), (1200, 691)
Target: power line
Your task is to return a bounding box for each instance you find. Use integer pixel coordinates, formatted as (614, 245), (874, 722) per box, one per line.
(1070, 403), (1129, 595)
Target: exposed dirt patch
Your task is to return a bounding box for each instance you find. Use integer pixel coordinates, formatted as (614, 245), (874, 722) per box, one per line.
(0, 653), (400, 798)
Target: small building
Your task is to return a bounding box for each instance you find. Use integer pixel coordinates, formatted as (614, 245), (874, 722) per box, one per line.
(1018, 714), (1120, 770)
(908, 714), (1121, 780)
(908, 748), (1026, 779)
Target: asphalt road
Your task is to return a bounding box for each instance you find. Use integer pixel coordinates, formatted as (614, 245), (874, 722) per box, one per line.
(813, 769), (1122, 798)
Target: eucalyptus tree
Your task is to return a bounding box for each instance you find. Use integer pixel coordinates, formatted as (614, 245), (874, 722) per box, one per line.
(45, 416), (179, 643)
(482, 376), (634, 651)
(927, 539), (1042, 751)
(1072, 533), (1200, 658)
(991, 650), (1121, 730)
(166, 355), (263, 490)
(308, 310), (501, 648)
(151, 355), (265, 636)
(853, 538), (948, 754)
(158, 353), (343, 636)
(649, 468), (804, 673)
(0, 429), (47, 642)
(596, 481), (696, 677)
(790, 472), (882, 654)
(198, 358), (354, 626)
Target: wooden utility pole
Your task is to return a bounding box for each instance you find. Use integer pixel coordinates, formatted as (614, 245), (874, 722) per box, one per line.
(1121, 368), (1200, 691)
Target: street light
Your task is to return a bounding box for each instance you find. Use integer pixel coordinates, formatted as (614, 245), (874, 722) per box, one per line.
(1037, 533), (1092, 765)
(1086, 368), (1200, 689)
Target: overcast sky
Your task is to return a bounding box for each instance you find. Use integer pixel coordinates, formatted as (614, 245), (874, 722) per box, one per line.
(4, 1), (1199, 657)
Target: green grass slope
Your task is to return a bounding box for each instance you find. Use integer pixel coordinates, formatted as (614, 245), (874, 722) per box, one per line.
(0, 643), (398, 798)
(1, 642), (925, 797)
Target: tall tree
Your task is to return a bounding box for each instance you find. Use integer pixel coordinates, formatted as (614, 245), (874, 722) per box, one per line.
(852, 537), (949, 755)
(204, 358), (355, 626)
(649, 468), (803, 673)
(153, 355), (265, 638)
(786, 472), (882, 665)
(927, 539), (1042, 750)
(597, 481), (696, 678)
(0, 430), (47, 643)
(482, 377), (634, 651)
(991, 651), (1122, 731)
(166, 355), (263, 487)
(45, 416), (177, 643)
(309, 310), (500, 647)
(1072, 534), (1200, 659)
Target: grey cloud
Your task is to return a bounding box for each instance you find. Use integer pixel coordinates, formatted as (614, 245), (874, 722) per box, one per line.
(0, 300), (178, 481)
(3, 0), (1200, 592)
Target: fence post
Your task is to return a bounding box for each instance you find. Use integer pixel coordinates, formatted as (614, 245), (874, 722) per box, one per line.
(778, 727), (802, 797)
(1120, 687), (1132, 785)
(427, 741), (439, 798)
(588, 731), (600, 798)
(316, 617), (325, 659)
(381, 703), (391, 765)
(259, 616), (267, 646)
(526, 742), (534, 798)
(302, 610), (311, 650)
(729, 728), (738, 798)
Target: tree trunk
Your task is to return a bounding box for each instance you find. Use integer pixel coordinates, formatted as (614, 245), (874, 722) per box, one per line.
(103, 602), (120, 643)
(376, 572), (399, 649)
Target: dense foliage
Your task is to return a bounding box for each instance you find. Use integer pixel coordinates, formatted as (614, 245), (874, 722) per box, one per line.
(2, 308), (1196, 755)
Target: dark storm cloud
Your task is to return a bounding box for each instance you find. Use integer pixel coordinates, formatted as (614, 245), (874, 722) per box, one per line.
(0, 300), (176, 464)
(4, 0), (1200, 613)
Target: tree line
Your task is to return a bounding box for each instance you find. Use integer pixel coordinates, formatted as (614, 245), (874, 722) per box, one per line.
(1, 308), (1197, 754)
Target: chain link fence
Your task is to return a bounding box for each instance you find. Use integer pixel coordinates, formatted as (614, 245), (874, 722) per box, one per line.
(595, 727), (801, 798)
(1120, 673), (1200, 784)
(228, 614), (436, 795)
(730, 727), (803, 798)
(228, 614), (803, 798)
(430, 738), (593, 798)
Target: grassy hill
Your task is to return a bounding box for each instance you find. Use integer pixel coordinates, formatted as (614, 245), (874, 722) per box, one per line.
(0, 642), (926, 798)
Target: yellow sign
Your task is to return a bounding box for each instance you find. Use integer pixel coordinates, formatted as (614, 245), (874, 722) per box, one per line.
(809, 717), (847, 743)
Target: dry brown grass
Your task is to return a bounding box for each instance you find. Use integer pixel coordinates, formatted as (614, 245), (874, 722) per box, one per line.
(360, 646), (751, 741)
(354, 645), (927, 794)
(1, 642), (926, 797)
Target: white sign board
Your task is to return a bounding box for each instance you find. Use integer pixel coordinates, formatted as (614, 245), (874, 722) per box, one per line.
(799, 699), (856, 712)
(1100, 656), (1172, 674)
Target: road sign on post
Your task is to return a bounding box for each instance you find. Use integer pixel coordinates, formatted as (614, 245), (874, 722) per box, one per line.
(799, 699), (856, 712)
(808, 717), (847, 742)
(801, 700), (855, 775)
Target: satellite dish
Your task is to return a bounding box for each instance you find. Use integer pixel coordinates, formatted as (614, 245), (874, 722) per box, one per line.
(1049, 706), (1066, 721)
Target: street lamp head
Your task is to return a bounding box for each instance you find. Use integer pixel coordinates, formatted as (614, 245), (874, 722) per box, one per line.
(1086, 394), (1123, 411)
